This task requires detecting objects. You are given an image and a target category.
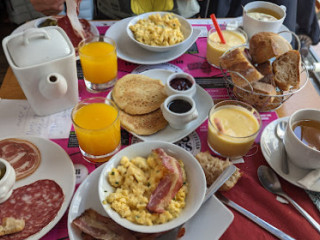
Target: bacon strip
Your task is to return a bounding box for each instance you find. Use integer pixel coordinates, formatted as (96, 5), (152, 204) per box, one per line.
(147, 148), (183, 213)
(72, 209), (136, 240)
(65, 0), (85, 39)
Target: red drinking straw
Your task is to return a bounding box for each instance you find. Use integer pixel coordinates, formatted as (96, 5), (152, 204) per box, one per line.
(210, 14), (226, 44)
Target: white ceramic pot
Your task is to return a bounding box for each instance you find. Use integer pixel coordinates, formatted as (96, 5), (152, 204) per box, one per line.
(2, 27), (78, 116)
(0, 158), (16, 204)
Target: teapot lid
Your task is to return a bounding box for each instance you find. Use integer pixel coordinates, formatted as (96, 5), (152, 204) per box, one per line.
(5, 27), (73, 68)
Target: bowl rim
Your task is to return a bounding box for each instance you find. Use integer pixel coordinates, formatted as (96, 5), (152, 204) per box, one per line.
(126, 11), (193, 50)
(98, 141), (206, 233)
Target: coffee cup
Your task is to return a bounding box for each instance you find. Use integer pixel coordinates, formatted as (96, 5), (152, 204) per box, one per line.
(243, 1), (286, 38)
(284, 109), (320, 169)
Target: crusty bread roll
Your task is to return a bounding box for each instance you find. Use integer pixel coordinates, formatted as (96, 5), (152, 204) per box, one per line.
(195, 151), (242, 191)
(233, 82), (277, 110)
(249, 32), (292, 64)
(272, 50), (301, 91)
(219, 48), (263, 87)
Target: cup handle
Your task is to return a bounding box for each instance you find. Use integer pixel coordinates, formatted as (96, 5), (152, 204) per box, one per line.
(280, 5), (287, 12)
(191, 109), (199, 121)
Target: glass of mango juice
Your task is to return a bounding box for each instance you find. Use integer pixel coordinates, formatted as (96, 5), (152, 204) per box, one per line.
(78, 36), (117, 92)
(71, 97), (121, 163)
(207, 100), (261, 159)
(206, 28), (247, 68)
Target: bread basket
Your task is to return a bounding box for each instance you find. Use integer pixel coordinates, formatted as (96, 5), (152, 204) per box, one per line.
(219, 30), (309, 112)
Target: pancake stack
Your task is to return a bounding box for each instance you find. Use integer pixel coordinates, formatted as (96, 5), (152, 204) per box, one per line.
(112, 74), (168, 135)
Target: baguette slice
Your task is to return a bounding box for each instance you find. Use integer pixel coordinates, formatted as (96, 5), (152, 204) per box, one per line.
(219, 48), (263, 87)
(195, 151), (242, 191)
(272, 50), (301, 91)
(249, 32), (292, 64)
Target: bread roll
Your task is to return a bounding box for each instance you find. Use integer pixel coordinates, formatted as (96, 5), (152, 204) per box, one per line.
(249, 32), (292, 64)
(195, 151), (242, 191)
(272, 50), (301, 91)
(233, 82), (277, 110)
(219, 48), (263, 87)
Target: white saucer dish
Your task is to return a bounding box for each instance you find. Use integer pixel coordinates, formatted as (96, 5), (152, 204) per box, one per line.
(106, 17), (201, 65)
(68, 156), (233, 240)
(0, 136), (76, 240)
(108, 69), (214, 143)
(127, 11), (193, 52)
(260, 117), (320, 192)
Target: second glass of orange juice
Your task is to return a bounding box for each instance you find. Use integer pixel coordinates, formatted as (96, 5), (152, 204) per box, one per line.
(71, 97), (121, 163)
(79, 36), (117, 92)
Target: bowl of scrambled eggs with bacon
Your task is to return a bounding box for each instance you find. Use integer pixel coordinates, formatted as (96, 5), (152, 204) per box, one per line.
(98, 141), (206, 233)
(127, 12), (193, 52)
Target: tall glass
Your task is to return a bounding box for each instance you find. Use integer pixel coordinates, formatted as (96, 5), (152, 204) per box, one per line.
(78, 36), (117, 92)
(207, 100), (261, 159)
(71, 97), (121, 163)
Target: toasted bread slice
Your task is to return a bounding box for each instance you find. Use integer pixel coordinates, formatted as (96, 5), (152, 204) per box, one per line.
(272, 50), (301, 91)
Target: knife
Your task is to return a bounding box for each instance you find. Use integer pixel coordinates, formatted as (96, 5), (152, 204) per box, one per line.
(217, 193), (296, 240)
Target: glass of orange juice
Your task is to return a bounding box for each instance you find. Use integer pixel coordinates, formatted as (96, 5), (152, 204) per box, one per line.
(78, 36), (117, 92)
(71, 97), (121, 163)
(207, 100), (261, 159)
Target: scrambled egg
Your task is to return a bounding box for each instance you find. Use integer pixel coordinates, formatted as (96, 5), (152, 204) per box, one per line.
(106, 152), (188, 226)
(129, 13), (185, 46)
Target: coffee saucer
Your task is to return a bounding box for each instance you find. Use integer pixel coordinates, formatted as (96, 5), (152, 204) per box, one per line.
(260, 117), (320, 192)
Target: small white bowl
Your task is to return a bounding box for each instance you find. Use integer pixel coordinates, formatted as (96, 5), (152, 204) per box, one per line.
(165, 72), (196, 98)
(161, 94), (198, 130)
(0, 158), (16, 203)
(127, 11), (193, 52)
(98, 141), (206, 233)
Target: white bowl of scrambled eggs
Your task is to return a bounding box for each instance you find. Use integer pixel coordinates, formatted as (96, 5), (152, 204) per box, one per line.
(127, 12), (193, 52)
(98, 141), (206, 233)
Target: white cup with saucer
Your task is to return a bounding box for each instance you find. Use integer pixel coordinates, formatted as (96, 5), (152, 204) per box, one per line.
(243, 1), (287, 38)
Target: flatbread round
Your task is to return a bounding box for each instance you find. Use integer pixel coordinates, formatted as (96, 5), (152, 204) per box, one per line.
(0, 138), (41, 180)
(120, 109), (168, 136)
(112, 74), (167, 115)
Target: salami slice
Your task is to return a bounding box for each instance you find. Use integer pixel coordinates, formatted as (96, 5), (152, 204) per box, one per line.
(0, 179), (64, 240)
(0, 138), (41, 180)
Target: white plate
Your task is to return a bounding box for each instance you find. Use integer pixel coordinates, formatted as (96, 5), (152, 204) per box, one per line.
(11, 16), (99, 37)
(260, 117), (320, 192)
(105, 17), (201, 65)
(68, 162), (233, 240)
(0, 136), (76, 240)
(109, 69), (214, 143)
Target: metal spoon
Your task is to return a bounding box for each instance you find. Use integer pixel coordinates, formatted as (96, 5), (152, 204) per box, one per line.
(258, 165), (320, 233)
(275, 121), (289, 174)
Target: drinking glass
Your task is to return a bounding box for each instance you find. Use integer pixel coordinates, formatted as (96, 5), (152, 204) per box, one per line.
(78, 36), (117, 92)
(71, 97), (121, 163)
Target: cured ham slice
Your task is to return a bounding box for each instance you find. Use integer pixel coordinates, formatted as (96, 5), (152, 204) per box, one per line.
(72, 209), (163, 240)
(0, 179), (64, 240)
(56, 0), (93, 48)
(147, 148), (184, 213)
(0, 138), (41, 180)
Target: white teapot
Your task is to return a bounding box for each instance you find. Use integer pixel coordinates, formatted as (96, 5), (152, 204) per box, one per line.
(2, 27), (78, 116)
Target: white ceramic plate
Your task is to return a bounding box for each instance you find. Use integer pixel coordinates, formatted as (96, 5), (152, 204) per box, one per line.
(68, 158), (233, 240)
(0, 136), (76, 240)
(105, 17), (201, 65)
(109, 69), (214, 143)
(260, 117), (320, 192)
(11, 16), (99, 37)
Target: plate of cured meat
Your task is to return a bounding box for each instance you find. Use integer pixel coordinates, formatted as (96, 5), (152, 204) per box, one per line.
(0, 136), (75, 240)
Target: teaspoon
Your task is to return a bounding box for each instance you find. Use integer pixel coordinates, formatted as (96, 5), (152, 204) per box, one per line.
(275, 121), (289, 174)
(257, 165), (320, 233)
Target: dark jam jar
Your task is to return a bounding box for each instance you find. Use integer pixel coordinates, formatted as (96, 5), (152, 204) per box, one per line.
(169, 77), (192, 91)
(167, 99), (192, 113)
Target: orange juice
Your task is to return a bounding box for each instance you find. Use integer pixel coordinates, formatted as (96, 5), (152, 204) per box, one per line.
(79, 41), (117, 84)
(73, 102), (120, 157)
(206, 29), (247, 67)
(207, 101), (261, 158)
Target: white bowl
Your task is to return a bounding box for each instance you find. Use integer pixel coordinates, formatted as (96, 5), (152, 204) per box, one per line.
(126, 12), (193, 52)
(165, 72), (197, 97)
(98, 141), (206, 233)
(0, 158), (16, 204)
